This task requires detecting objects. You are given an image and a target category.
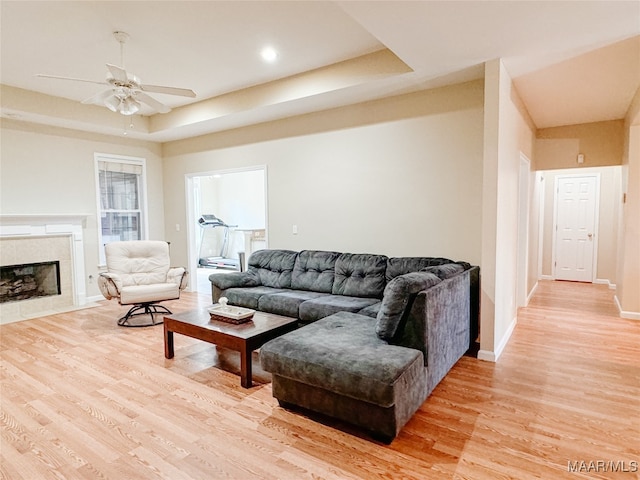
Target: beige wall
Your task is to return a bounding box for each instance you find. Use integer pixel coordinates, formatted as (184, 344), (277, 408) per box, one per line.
(617, 86), (640, 317)
(162, 80), (485, 273)
(535, 120), (624, 170)
(0, 120), (165, 299)
(480, 59), (537, 361)
(540, 166), (621, 285)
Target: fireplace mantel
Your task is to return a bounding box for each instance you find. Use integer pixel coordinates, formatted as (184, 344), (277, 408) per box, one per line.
(0, 214), (88, 221)
(0, 213), (88, 232)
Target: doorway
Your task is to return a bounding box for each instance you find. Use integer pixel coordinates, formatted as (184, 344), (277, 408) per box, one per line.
(552, 174), (600, 282)
(185, 167), (268, 294)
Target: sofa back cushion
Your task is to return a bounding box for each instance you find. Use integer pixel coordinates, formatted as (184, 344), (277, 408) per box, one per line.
(422, 263), (465, 280)
(247, 249), (298, 288)
(386, 257), (455, 281)
(376, 271), (442, 341)
(332, 253), (387, 298)
(291, 250), (340, 293)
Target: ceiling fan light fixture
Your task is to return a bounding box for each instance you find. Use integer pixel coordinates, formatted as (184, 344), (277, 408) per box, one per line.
(120, 96), (140, 116)
(104, 95), (121, 113)
(103, 94), (140, 115)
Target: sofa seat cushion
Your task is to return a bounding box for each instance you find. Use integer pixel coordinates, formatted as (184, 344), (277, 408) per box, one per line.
(258, 290), (329, 318)
(224, 286), (287, 309)
(298, 295), (380, 323)
(260, 312), (424, 407)
(357, 301), (382, 318)
(120, 283), (179, 305)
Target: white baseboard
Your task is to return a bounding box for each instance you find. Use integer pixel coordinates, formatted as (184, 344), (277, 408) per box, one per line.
(477, 315), (517, 363)
(477, 349), (496, 362)
(86, 294), (106, 303)
(614, 295), (640, 320)
(540, 276), (617, 291)
(594, 278), (617, 290)
(526, 281), (539, 305)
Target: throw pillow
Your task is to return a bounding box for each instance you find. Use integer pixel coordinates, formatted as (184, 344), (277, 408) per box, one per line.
(376, 271), (441, 341)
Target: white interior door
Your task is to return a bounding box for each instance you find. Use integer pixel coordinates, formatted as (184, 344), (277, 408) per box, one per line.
(553, 175), (598, 282)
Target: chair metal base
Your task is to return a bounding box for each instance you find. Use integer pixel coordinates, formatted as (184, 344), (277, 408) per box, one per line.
(118, 303), (172, 327)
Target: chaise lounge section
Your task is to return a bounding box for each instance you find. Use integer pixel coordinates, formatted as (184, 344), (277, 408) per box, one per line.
(209, 249), (479, 441)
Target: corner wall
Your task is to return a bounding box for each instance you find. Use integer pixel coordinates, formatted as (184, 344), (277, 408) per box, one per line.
(617, 86), (640, 319)
(480, 59), (537, 362)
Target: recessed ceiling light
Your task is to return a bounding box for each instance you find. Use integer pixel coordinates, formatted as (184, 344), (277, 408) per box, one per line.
(260, 46), (278, 63)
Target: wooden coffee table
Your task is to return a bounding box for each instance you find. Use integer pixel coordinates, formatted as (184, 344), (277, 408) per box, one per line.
(164, 308), (298, 388)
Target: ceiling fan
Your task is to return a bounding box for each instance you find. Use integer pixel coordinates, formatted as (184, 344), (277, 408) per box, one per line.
(36, 31), (196, 116)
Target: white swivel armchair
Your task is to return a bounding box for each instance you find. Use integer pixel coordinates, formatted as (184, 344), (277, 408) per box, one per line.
(98, 240), (188, 327)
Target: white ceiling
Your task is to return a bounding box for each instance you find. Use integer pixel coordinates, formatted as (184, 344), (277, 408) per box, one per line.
(1, 1), (639, 142)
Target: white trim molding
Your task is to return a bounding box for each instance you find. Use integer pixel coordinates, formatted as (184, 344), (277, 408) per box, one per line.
(526, 281), (539, 305)
(594, 278), (617, 290)
(477, 316), (518, 362)
(614, 295), (640, 320)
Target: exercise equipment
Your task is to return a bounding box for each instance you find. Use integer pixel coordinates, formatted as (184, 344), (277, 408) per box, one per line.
(197, 214), (240, 270)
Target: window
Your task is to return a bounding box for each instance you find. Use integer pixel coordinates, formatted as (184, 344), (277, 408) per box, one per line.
(95, 154), (148, 264)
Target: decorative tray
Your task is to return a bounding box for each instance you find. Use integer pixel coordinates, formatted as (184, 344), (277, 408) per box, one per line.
(207, 303), (255, 324)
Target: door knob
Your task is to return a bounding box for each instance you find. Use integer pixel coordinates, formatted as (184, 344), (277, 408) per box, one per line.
(588, 233), (593, 239)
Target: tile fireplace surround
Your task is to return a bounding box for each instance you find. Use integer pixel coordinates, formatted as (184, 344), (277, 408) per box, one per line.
(0, 214), (90, 324)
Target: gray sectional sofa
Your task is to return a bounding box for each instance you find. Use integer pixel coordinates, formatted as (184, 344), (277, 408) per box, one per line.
(209, 249), (479, 442)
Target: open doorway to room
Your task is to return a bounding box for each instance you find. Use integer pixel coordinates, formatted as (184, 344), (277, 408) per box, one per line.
(186, 167), (267, 295)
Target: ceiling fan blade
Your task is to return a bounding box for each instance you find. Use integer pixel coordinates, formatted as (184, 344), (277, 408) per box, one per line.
(140, 83), (196, 98)
(81, 89), (115, 106)
(106, 63), (129, 82)
(134, 91), (171, 114)
(36, 74), (107, 86)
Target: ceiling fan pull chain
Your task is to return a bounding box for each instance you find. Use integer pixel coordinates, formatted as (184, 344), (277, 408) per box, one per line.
(122, 115), (135, 135)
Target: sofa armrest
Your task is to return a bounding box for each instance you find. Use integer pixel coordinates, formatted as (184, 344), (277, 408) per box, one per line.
(98, 272), (122, 300)
(209, 271), (260, 303)
(390, 269), (471, 395)
(167, 267), (189, 290)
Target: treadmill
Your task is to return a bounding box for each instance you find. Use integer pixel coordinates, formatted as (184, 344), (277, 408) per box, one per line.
(197, 214), (240, 270)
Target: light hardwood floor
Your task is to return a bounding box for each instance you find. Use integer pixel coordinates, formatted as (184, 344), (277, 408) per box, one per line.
(1, 281), (638, 479)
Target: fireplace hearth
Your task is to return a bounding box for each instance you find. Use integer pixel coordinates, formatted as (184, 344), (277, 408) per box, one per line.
(0, 261), (61, 304)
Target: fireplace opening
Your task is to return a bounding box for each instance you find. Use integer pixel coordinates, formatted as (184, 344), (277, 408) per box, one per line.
(0, 261), (61, 303)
